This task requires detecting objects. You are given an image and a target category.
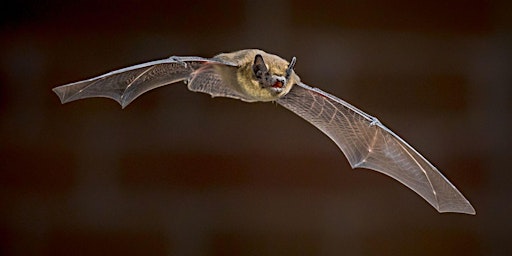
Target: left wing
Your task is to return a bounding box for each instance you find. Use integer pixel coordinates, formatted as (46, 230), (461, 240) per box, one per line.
(277, 83), (475, 214)
(52, 56), (236, 108)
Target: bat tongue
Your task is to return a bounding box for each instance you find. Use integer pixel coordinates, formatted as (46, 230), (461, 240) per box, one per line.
(272, 81), (283, 88)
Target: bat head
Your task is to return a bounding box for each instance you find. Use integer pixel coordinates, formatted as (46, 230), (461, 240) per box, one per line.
(252, 54), (296, 94)
(217, 49), (300, 102)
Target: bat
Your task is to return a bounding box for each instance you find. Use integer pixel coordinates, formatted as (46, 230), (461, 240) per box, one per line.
(53, 49), (475, 214)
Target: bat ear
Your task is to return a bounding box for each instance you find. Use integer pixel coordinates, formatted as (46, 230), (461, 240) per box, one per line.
(252, 54), (268, 78)
(285, 56), (296, 79)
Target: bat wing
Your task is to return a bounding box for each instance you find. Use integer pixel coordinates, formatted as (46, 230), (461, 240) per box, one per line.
(185, 64), (252, 101)
(277, 83), (475, 214)
(52, 56), (238, 108)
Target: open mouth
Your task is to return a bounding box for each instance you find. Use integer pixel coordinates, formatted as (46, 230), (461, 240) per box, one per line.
(272, 80), (283, 88)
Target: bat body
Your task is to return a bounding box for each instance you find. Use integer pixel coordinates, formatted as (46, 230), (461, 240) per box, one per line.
(53, 49), (475, 214)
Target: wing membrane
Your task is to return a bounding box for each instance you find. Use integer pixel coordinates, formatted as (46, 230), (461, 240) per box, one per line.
(52, 56), (234, 108)
(277, 83), (475, 214)
(186, 64), (251, 101)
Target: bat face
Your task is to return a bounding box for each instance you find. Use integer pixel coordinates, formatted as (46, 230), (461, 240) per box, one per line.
(213, 49), (300, 102)
(52, 49), (475, 215)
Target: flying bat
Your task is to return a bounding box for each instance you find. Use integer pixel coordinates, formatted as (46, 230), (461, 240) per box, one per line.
(53, 49), (475, 214)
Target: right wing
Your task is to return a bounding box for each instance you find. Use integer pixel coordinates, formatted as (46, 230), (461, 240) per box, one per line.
(52, 56), (237, 108)
(277, 83), (475, 214)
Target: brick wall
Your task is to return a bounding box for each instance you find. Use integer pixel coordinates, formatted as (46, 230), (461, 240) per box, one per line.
(1, 0), (511, 255)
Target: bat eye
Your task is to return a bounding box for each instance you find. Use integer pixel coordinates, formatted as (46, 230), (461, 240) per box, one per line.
(255, 70), (264, 79)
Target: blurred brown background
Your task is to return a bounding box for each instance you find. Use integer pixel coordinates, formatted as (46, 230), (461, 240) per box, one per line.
(1, 0), (511, 255)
